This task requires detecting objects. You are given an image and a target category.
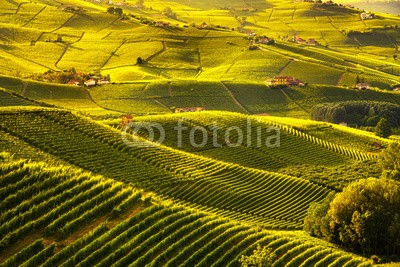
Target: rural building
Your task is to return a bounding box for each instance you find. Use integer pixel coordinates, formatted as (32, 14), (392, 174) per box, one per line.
(292, 35), (306, 44)
(306, 38), (317, 46)
(266, 76), (305, 87)
(67, 80), (81, 86)
(292, 35), (318, 45)
(156, 21), (170, 27)
(360, 12), (375, 20)
(393, 87), (400, 92)
(199, 23), (208, 29)
(175, 107), (205, 113)
(97, 79), (110, 85)
(121, 114), (133, 127)
(84, 79), (96, 87)
(354, 82), (370, 90)
(245, 30), (256, 37)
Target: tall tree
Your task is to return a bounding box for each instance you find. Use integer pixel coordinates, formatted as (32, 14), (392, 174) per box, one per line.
(375, 117), (391, 138)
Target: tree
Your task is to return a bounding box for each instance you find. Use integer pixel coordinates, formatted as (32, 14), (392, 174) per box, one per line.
(379, 142), (400, 181)
(375, 117), (391, 138)
(304, 192), (336, 241)
(107, 7), (115, 14)
(328, 178), (400, 255)
(163, 6), (176, 18)
(115, 7), (123, 16)
(239, 245), (276, 267)
(136, 57), (144, 65)
(305, 178), (400, 256)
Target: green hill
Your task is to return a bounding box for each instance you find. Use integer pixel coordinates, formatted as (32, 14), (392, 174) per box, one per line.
(1, 0), (400, 265)
(0, 158), (373, 266)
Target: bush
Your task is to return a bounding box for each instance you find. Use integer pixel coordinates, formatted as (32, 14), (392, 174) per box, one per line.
(305, 178), (400, 256)
(375, 117), (391, 138)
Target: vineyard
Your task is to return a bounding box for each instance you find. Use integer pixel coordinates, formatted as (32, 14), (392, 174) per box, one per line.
(0, 159), (373, 266)
(1, 0), (400, 265)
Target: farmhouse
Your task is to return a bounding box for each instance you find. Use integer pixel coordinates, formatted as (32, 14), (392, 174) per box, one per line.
(67, 79), (81, 86)
(198, 23), (208, 29)
(266, 76), (305, 87)
(360, 12), (375, 20)
(97, 79), (110, 85)
(156, 21), (170, 27)
(292, 35), (318, 46)
(354, 82), (370, 90)
(393, 87), (400, 92)
(175, 107), (205, 113)
(84, 79), (96, 87)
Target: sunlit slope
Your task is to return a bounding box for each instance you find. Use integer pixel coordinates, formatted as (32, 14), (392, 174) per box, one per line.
(0, 159), (372, 266)
(0, 0), (399, 86)
(3, 75), (400, 118)
(0, 107), (345, 229)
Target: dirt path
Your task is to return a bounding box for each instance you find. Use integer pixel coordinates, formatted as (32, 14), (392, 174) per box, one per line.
(221, 82), (250, 114)
(82, 88), (122, 113)
(267, 8), (274, 22)
(279, 88), (309, 114)
(50, 13), (76, 33)
(101, 39), (127, 69)
(20, 81), (28, 96)
(145, 41), (166, 62)
(336, 72), (345, 86)
(277, 60), (293, 75)
(15, 1), (29, 15)
(55, 43), (70, 69)
(21, 6), (47, 27)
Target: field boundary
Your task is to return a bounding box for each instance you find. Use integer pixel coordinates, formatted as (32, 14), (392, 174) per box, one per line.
(21, 6), (46, 27)
(221, 82), (250, 114)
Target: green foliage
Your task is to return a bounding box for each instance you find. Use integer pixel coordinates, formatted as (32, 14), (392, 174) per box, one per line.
(303, 192), (336, 240)
(115, 7), (123, 16)
(239, 244), (276, 267)
(311, 101), (400, 128)
(375, 118), (392, 138)
(107, 7), (115, 14)
(379, 142), (400, 180)
(308, 178), (400, 256)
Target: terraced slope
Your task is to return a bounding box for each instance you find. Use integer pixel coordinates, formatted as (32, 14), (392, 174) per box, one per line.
(0, 107), (342, 229)
(0, 159), (373, 266)
(130, 111), (375, 172)
(0, 89), (38, 107)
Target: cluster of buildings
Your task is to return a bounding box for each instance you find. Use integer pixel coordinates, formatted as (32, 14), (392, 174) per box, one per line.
(292, 35), (318, 46)
(68, 76), (110, 87)
(360, 12), (375, 20)
(265, 76), (305, 87)
(353, 82), (370, 90)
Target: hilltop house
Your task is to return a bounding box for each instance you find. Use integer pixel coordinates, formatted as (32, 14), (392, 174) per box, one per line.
(266, 76), (305, 87)
(198, 23), (208, 29)
(97, 79), (110, 85)
(354, 82), (370, 90)
(84, 79), (96, 87)
(360, 12), (375, 20)
(67, 79), (81, 86)
(292, 35), (318, 46)
(175, 107), (205, 113)
(156, 21), (170, 27)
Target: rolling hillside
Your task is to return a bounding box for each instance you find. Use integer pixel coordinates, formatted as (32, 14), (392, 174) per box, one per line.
(1, 0), (400, 265)
(0, 158), (373, 267)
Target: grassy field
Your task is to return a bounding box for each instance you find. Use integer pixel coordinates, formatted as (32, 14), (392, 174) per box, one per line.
(1, 0), (400, 265)
(0, 0), (398, 85)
